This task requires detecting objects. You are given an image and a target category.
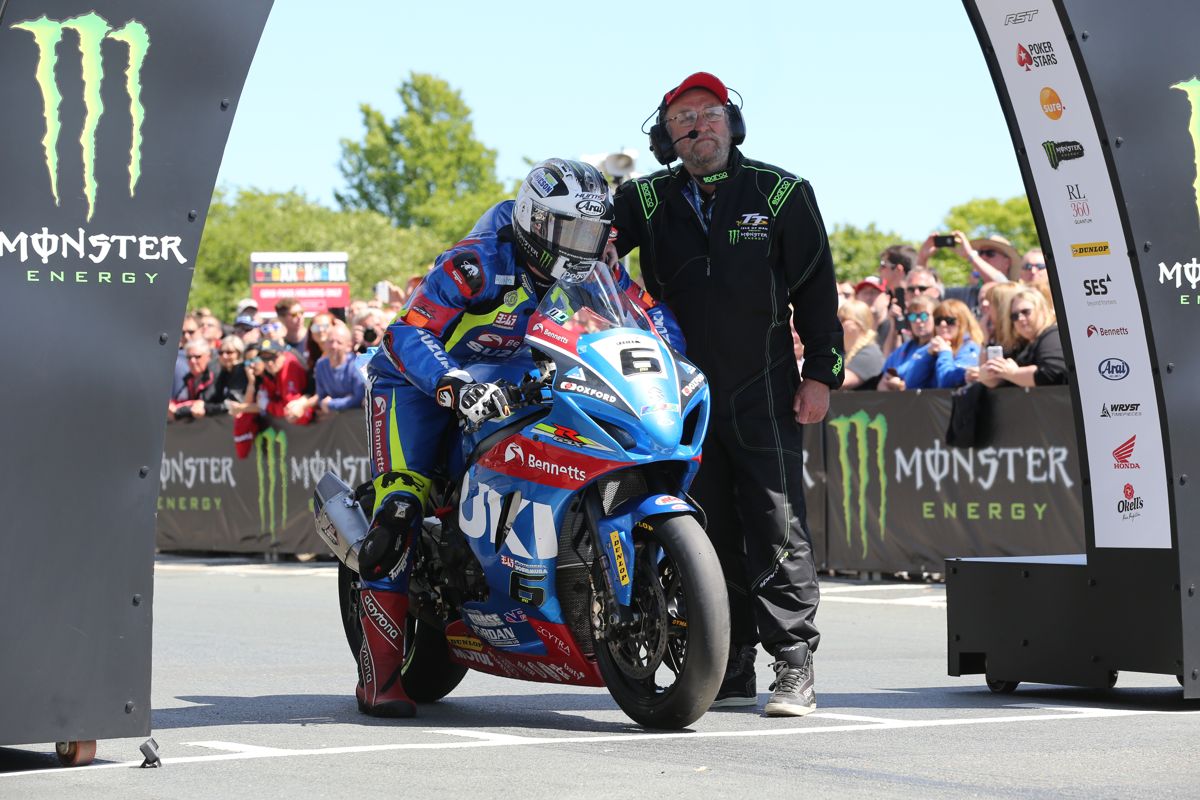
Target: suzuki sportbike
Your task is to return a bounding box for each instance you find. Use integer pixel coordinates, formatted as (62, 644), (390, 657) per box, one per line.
(314, 262), (728, 729)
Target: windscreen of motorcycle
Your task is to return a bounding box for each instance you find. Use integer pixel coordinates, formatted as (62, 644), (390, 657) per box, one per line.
(531, 261), (655, 337)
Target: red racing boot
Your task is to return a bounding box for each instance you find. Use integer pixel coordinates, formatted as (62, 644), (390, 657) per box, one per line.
(355, 587), (416, 718)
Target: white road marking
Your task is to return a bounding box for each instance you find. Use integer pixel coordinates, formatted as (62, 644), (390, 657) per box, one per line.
(155, 562), (335, 578)
(822, 594), (946, 608)
(3, 705), (1188, 778)
(822, 584), (941, 594)
(184, 741), (295, 755)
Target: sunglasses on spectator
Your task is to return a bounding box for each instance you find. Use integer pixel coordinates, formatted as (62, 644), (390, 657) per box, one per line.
(906, 312), (930, 322)
(182, 327), (198, 335)
(935, 315), (957, 326)
(185, 354), (206, 360)
(978, 249), (1001, 258)
(1010, 308), (1035, 322)
(1022, 262), (1047, 270)
(245, 357), (262, 366)
(261, 353), (280, 361)
(311, 323), (330, 332)
(907, 285), (933, 293)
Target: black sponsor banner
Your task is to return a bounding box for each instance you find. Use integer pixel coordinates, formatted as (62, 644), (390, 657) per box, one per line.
(159, 388), (1083, 573)
(0, 0), (272, 747)
(158, 414), (369, 554)
(825, 387), (1083, 572)
(803, 421), (827, 569)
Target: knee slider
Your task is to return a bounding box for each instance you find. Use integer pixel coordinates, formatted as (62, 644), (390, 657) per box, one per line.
(359, 495), (421, 582)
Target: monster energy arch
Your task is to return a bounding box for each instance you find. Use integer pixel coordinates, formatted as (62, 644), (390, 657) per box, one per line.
(0, 0), (272, 750)
(948, 0), (1200, 698)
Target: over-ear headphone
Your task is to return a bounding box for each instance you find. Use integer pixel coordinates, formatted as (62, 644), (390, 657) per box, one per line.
(647, 93), (746, 166)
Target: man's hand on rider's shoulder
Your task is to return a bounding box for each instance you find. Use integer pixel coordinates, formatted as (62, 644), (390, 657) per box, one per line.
(793, 378), (830, 425)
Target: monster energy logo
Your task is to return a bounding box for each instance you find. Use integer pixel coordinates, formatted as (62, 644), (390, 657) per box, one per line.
(728, 229), (739, 245)
(255, 428), (288, 539)
(539, 250), (553, 268)
(13, 12), (150, 222)
(828, 411), (887, 557)
(1172, 77), (1200, 226)
(1041, 139), (1084, 169)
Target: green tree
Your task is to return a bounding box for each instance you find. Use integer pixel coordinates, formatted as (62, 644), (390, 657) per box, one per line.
(828, 223), (910, 284)
(335, 72), (506, 244)
(927, 195), (1039, 285)
(192, 189), (442, 317)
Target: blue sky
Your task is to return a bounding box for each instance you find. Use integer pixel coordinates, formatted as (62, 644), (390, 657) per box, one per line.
(215, 0), (1026, 243)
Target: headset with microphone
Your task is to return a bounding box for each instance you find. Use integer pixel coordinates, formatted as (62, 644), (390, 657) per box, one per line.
(645, 72), (746, 166)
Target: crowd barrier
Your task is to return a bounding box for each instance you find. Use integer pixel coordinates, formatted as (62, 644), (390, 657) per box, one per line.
(157, 386), (1084, 573)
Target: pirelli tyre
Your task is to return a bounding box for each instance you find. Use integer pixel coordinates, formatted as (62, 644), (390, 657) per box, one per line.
(338, 563), (466, 703)
(592, 514), (730, 729)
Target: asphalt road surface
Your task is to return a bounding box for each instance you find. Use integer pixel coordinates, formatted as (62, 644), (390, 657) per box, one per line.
(2, 555), (1197, 798)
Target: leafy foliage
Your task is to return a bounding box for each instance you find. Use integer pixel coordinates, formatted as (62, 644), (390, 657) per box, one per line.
(335, 72), (506, 245)
(191, 189), (442, 317)
(828, 223), (909, 284)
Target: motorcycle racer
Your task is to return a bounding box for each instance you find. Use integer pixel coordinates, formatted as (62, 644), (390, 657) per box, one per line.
(352, 159), (683, 717)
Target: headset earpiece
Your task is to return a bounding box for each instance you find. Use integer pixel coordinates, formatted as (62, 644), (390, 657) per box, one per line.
(648, 103), (676, 165)
(726, 102), (746, 145)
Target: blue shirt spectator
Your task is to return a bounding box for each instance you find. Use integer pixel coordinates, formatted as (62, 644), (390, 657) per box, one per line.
(877, 295), (936, 392)
(924, 299), (986, 389)
(313, 325), (365, 412)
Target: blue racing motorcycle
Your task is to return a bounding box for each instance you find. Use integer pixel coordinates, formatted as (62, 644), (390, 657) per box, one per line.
(315, 262), (728, 729)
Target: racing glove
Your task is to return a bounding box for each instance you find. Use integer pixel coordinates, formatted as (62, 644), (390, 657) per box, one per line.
(435, 369), (513, 425)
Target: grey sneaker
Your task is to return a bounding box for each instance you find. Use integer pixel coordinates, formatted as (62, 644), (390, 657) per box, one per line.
(711, 644), (757, 708)
(764, 650), (816, 717)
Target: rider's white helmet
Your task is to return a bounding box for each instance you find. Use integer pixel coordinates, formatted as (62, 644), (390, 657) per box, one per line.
(513, 159), (614, 281)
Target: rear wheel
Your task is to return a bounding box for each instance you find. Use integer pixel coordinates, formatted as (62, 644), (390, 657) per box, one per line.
(338, 563), (466, 702)
(593, 515), (730, 729)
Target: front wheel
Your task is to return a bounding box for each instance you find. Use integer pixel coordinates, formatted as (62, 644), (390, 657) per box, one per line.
(337, 563), (467, 703)
(593, 514), (730, 729)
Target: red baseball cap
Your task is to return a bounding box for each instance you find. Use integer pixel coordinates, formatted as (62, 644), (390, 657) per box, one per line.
(663, 72), (729, 107)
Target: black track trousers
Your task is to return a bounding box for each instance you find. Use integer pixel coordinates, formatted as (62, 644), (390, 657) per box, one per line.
(691, 392), (821, 656)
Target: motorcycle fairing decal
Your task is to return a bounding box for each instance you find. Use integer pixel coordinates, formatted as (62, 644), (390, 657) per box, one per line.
(476, 434), (624, 490)
(458, 472), (557, 560)
(443, 620), (604, 687)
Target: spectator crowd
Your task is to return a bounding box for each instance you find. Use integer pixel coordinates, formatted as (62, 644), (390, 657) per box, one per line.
(168, 289), (412, 433)
(829, 232), (1064, 393)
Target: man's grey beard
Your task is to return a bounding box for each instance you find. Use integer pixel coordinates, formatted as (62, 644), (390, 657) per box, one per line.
(682, 139), (731, 176)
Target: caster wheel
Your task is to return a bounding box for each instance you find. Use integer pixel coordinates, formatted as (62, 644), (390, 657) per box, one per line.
(56, 740), (96, 767)
(986, 677), (1019, 694)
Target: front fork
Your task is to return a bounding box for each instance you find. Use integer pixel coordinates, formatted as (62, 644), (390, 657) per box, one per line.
(583, 487), (700, 640)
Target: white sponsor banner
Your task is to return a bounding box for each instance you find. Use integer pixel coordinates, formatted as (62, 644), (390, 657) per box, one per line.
(978, 0), (1170, 548)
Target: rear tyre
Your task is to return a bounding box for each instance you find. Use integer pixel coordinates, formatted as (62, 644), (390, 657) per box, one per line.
(593, 514), (730, 729)
(337, 563), (467, 703)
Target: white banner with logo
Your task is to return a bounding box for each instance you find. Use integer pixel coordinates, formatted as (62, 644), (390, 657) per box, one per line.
(978, 0), (1170, 548)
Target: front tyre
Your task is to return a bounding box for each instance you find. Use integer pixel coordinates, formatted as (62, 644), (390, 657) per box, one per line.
(337, 563), (466, 703)
(594, 514), (730, 729)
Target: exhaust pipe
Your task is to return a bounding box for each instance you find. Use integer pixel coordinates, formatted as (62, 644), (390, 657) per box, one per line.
(313, 471), (370, 572)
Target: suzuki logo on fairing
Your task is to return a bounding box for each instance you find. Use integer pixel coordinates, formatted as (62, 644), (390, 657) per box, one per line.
(459, 475), (558, 559)
(13, 12), (150, 221)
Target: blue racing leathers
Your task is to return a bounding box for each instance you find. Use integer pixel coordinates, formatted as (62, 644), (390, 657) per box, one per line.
(362, 200), (682, 591)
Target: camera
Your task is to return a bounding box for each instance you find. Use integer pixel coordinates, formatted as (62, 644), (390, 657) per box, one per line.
(932, 234), (957, 248)
(362, 327), (379, 344)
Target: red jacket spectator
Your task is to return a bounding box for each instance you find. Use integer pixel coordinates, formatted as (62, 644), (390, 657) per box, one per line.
(258, 342), (313, 424)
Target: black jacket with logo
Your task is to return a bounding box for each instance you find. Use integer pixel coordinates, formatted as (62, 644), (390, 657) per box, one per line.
(613, 149), (844, 416)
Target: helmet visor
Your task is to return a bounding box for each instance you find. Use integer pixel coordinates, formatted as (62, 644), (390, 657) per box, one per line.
(528, 201), (612, 263)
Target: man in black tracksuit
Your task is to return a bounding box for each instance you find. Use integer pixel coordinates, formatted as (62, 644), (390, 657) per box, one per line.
(612, 71), (844, 717)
